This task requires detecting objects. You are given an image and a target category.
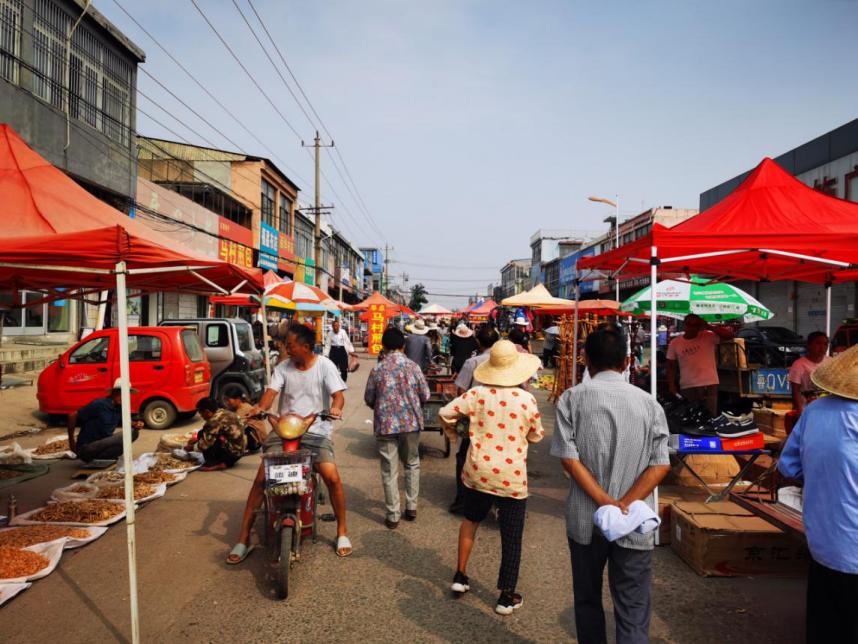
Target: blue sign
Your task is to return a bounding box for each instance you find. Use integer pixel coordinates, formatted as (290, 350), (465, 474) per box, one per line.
(558, 248), (596, 294)
(258, 252), (278, 271)
(260, 222), (279, 257)
(750, 368), (791, 396)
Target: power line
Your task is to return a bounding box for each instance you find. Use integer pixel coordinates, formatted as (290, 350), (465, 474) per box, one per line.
(391, 259), (501, 270)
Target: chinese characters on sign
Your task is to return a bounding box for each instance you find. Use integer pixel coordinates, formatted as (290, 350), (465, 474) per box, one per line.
(368, 304), (386, 355)
(218, 239), (253, 269)
(260, 221), (279, 256)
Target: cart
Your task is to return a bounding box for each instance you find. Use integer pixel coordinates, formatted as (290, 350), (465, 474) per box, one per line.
(421, 391), (452, 458)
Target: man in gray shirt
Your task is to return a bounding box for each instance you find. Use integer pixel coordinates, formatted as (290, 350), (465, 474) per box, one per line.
(404, 319), (433, 372)
(551, 325), (670, 644)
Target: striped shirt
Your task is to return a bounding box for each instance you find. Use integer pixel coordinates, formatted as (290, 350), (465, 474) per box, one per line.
(550, 370), (670, 550)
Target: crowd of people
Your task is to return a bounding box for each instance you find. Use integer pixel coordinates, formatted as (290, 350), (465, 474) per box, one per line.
(61, 312), (858, 641)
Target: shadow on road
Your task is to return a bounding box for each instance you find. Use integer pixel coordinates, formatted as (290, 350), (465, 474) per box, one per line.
(57, 568), (129, 643)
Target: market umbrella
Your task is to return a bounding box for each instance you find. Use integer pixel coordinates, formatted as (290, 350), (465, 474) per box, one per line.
(501, 284), (573, 307)
(419, 303), (452, 316)
(621, 277), (773, 322)
(265, 280), (339, 312)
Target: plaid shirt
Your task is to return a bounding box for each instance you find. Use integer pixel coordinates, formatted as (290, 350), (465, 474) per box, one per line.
(551, 371), (670, 550)
(364, 351), (430, 436)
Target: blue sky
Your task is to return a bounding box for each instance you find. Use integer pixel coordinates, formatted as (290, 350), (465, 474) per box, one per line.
(106, 0), (858, 306)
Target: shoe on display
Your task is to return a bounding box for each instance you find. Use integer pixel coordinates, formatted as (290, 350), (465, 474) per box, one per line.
(715, 419), (759, 438)
(495, 591), (523, 615)
(451, 571), (470, 594)
(681, 422), (718, 438)
(711, 411), (754, 432)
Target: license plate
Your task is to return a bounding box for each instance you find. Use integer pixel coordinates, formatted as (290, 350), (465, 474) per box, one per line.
(194, 371), (203, 384)
(269, 463), (302, 483)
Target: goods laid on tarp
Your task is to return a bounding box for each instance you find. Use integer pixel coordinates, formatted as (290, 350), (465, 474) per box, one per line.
(157, 432), (195, 453)
(51, 483), (99, 502)
(87, 469), (183, 487)
(0, 582), (31, 607)
(0, 526), (106, 550)
(12, 500), (126, 527)
(0, 541), (64, 583)
(31, 437), (75, 459)
(95, 482), (165, 504)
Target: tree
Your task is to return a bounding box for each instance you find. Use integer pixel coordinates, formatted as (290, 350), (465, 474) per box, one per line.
(409, 283), (428, 311)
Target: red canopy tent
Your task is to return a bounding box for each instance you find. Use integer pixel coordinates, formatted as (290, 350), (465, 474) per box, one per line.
(467, 299), (497, 321)
(0, 123), (264, 641)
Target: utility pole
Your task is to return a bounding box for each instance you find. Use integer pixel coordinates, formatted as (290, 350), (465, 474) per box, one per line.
(383, 245), (391, 297)
(302, 131), (334, 280)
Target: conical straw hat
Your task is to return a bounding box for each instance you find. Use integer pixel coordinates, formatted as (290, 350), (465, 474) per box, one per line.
(811, 344), (858, 400)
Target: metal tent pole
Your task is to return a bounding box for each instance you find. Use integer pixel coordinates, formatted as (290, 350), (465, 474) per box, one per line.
(571, 271), (581, 387)
(260, 295), (272, 384)
(649, 247), (659, 545)
(115, 261), (140, 644)
(825, 282), (832, 342)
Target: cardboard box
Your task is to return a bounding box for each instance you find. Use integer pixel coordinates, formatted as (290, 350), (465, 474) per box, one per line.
(720, 432), (765, 451)
(717, 339), (748, 368)
(657, 486), (708, 546)
(754, 408), (789, 438)
(670, 501), (809, 577)
(668, 453), (740, 489)
(669, 435), (722, 451)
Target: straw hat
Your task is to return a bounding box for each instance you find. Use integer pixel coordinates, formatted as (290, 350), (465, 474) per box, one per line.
(454, 323), (474, 338)
(410, 319), (429, 335)
(811, 344), (858, 400)
(474, 340), (541, 387)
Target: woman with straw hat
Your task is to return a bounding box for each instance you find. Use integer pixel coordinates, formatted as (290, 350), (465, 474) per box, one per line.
(439, 340), (544, 615)
(779, 343), (858, 643)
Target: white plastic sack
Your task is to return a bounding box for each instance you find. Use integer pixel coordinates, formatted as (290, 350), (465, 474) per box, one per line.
(10, 500), (126, 528)
(0, 540), (65, 583)
(0, 443), (32, 465)
(50, 482), (99, 502)
(0, 582), (31, 607)
(28, 436), (76, 461)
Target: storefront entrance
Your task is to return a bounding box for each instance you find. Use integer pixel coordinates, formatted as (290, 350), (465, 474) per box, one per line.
(0, 291), (72, 337)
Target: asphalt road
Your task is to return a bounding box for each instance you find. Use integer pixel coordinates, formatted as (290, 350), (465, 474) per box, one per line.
(1, 356), (804, 643)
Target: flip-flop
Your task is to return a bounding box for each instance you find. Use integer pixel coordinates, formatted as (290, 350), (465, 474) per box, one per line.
(335, 536), (353, 558)
(226, 543), (254, 565)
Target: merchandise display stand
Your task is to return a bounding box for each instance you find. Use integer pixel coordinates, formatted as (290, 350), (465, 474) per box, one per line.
(670, 448), (771, 502)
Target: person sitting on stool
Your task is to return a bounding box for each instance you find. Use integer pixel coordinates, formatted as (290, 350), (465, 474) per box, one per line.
(67, 378), (142, 462)
(186, 397), (246, 471)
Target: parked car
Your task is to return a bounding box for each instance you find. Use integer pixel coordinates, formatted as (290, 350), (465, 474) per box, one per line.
(831, 319), (858, 354)
(159, 318), (265, 404)
(736, 325), (805, 367)
(38, 326), (210, 430)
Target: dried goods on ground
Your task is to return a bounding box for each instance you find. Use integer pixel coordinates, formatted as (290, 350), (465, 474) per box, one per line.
(134, 470), (177, 485)
(0, 545), (49, 579)
(95, 483), (156, 500)
(151, 454), (197, 471)
(33, 439), (70, 455)
(0, 526), (90, 548)
(29, 500), (123, 524)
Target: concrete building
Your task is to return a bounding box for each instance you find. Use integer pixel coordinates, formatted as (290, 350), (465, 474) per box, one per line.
(361, 248), (384, 294)
(500, 259), (531, 298)
(529, 229), (584, 287)
(699, 119), (858, 336)
(0, 0), (144, 346)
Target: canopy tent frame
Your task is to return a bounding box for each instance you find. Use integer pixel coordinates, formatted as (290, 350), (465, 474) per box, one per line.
(2, 259), (263, 644)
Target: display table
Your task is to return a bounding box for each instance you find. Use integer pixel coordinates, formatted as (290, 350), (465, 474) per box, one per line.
(669, 448), (771, 502)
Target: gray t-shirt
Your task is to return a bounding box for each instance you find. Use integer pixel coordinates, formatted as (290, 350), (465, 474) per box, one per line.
(268, 356), (347, 438)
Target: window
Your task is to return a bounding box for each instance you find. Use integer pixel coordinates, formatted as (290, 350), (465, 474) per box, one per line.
(181, 329), (205, 362)
(128, 335), (162, 362)
(261, 179), (276, 227)
(0, 0), (22, 84)
(279, 193), (292, 235)
(69, 336), (110, 364)
(235, 323), (253, 352)
(205, 324), (229, 348)
(47, 300), (70, 332)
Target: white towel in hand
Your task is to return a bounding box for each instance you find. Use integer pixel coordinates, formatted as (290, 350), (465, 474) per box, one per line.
(593, 500), (661, 542)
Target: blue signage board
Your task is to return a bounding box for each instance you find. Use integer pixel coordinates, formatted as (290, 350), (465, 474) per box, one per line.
(260, 221), (279, 257)
(258, 252), (278, 271)
(558, 248), (597, 294)
(750, 368), (791, 396)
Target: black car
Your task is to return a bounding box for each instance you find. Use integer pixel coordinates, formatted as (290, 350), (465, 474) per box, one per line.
(737, 326), (805, 367)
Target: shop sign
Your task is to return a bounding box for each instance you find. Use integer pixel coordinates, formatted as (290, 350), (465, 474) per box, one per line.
(294, 264), (305, 283)
(218, 216), (253, 247)
(218, 239), (254, 269)
(279, 234), (296, 259)
(258, 252), (278, 271)
(750, 368), (791, 396)
(340, 266), (351, 287)
(278, 260), (296, 275)
(368, 304), (385, 355)
(303, 259), (316, 286)
(260, 222), (279, 257)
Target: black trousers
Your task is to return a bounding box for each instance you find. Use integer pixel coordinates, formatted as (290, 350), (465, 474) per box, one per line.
(463, 487), (527, 592)
(569, 532), (652, 644)
(329, 345), (349, 382)
(452, 435), (470, 504)
(807, 558), (858, 643)
(201, 441), (240, 468)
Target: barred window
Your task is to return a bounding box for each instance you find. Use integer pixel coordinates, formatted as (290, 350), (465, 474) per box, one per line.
(261, 179), (276, 227)
(0, 0), (22, 84)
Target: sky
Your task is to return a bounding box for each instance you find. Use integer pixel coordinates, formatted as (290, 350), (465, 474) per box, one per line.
(105, 0), (858, 307)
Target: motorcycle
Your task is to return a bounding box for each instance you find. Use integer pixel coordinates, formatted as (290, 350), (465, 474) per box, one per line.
(254, 410), (332, 599)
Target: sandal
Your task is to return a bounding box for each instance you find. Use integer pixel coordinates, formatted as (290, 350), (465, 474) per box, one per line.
(226, 543), (254, 565)
(335, 535), (353, 558)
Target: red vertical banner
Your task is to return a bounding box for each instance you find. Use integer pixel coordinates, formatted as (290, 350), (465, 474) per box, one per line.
(368, 304), (386, 355)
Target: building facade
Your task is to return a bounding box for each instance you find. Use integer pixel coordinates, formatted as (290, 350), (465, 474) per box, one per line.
(500, 259), (531, 298)
(699, 119), (858, 336)
(528, 229), (583, 287)
(0, 0), (144, 341)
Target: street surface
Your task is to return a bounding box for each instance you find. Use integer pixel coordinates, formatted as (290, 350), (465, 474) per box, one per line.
(2, 355), (804, 643)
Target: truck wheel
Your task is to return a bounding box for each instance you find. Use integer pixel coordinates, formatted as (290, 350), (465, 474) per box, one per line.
(218, 381), (250, 407)
(142, 399), (178, 430)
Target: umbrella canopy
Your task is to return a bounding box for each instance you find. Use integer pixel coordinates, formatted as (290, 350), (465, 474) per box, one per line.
(534, 299), (628, 317)
(501, 284), (573, 307)
(264, 280), (339, 312)
(622, 277), (773, 322)
(419, 303), (453, 316)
